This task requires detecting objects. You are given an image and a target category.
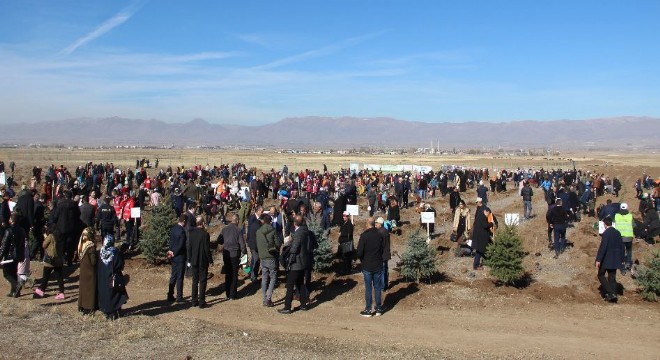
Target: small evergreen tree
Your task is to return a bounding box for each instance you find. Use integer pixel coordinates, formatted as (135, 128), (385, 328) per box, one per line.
(400, 229), (437, 282)
(485, 225), (526, 285)
(635, 249), (660, 301)
(140, 195), (177, 264)
(308, 218), (334, 273)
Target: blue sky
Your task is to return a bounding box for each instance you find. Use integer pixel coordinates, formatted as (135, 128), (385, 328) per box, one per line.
(1, 0), (659, 125)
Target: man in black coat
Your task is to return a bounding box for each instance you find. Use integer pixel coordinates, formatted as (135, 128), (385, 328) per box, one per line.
(53, 190), (81, 266)
(279, 215), (310, 314)
(595, 217), (624, 302)
(247, 206), (264, 283)
(79, 195), (95, 228)
(356, 217), (385, 317)
(167, 214), (187, 303)
(96, 196), (118, 240)
(218, 214), (246, 300)
(187, 216), (212, 308)
(30, 193), (46, 260)
(547, 198), (569, 259)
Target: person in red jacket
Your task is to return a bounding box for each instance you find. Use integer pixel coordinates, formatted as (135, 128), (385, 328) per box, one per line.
(120, 193), (136, 251)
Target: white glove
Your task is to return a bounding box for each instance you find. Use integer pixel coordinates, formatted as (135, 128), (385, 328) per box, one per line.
(187, 262), (191, 267)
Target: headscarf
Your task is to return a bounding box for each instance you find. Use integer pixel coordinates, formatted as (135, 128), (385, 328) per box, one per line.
(100, 234), (117, 265)
(77, 227), (95, 256)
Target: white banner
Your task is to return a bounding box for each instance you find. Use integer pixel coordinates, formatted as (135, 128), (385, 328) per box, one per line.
(345, 204), (359, 216)
(421, 212), (435, 223)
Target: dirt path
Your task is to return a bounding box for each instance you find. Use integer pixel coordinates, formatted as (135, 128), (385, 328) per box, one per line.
(2, 257), (658, 360)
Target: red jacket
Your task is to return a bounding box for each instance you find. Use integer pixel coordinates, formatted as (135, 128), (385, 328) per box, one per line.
(120, 197), (135, 221)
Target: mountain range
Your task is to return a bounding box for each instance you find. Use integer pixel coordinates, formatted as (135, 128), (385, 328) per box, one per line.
(3, 116), (659, 149)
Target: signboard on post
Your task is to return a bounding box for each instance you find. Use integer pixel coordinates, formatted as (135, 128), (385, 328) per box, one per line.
(0, 172), (5, 185)
(421, 211), (435, 243)
(130, 207), (141, 219)
(504, 213), (520, 226)
(420, 212), (435, 224)
(345, 205), (359, 216)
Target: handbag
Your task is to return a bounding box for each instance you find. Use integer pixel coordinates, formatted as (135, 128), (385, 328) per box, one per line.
(340, 241), (353, 254)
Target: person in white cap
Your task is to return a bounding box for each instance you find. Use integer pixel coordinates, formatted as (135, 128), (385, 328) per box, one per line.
(337, 211), (354, 275)
(614, 203), (634, 272)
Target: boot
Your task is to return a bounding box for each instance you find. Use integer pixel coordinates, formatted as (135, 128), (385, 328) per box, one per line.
(167, 284), (175, 302)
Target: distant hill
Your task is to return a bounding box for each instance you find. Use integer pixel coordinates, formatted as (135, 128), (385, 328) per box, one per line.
(3, 116), (659, 149)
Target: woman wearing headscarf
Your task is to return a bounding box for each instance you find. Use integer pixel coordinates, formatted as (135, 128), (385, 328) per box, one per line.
(77, 227), (97, 314)
(97, 234), (128, 320)
(452, 200), (472, 244)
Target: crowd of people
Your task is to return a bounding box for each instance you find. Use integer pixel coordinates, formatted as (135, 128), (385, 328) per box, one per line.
(0, 158), (658, 318)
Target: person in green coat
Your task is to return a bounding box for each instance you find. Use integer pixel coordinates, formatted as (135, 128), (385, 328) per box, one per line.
(256, 214), (281, 307)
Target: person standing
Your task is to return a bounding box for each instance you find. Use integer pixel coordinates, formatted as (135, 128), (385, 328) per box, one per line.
(356, 217), (385, 317)
(613, 203), (634, 273)
(167, 214), (187, 303)
(595, 216), (624, 302)
(187, 216), (213, 308)
(337, 211), (354, 275)
(547, 198), (569, 259)
(278, 215), (310, 314)
(52, 190), (81, 266)
(375, 217), (391, 291)
(31, 193), (46, 261)
(97, 234), (128, 320)
(256, 214), (280, 307)
(218, 214), (246, 300)
(96, 196), (118, 240)
(452, 200), (472, 244)
(521, 181), (534, 220)
(247, 206), (264, 283)
(33, 225), (65, 300)
(77, 227), (97, 314)
(449, 187), (461, 216)
(471, 206), (492, 270)
(1, 213), (27, 297)
(476, 181), (488, 206)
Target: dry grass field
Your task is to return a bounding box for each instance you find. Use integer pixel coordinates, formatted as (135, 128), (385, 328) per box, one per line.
(0, 148), (658, 359)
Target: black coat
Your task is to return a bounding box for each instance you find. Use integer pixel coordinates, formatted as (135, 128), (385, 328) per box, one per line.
(471, 208), (491, 254)
(356, 227), (384, 272)
(0, 225), (26, 262)
(169, 223), (187, 263)
(14, 193), (34, 230)
(187, 227), (212, 267)
(79, 203), (95, 228)
(54, 198), (81, 234)
(97, 250), (128, 314)
(596, 227), (624, 270)
(288, 225), (311, 271)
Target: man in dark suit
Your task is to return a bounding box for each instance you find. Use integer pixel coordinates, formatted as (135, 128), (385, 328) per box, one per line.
(279, 215), (310, 314)
(596, 216), (625, 302)
(218, 214), (246, 300)
(187, 216), (212, 308)
(31, 193), (46, 260)
(79, 195), (95, 228)
(52, 190), (81, 266)
(167, 214), (187, 303)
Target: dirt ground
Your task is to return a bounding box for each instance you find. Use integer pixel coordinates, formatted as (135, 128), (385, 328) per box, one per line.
(0, 150), (658, 359)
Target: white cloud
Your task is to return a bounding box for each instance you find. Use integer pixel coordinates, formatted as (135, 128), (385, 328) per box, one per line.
(60, 1), (146, 55)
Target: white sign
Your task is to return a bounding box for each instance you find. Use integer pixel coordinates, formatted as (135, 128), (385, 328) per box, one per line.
(504, 213), (520, 226)
(8, 201), (16, 212)
(0, 172), (5, 185)
(345, 205), (359, 216)
(421, 212), (435, 224)
(598, 221), (605, 235)
(130, 207), (141, 218)
(349, 163), (360, 173)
